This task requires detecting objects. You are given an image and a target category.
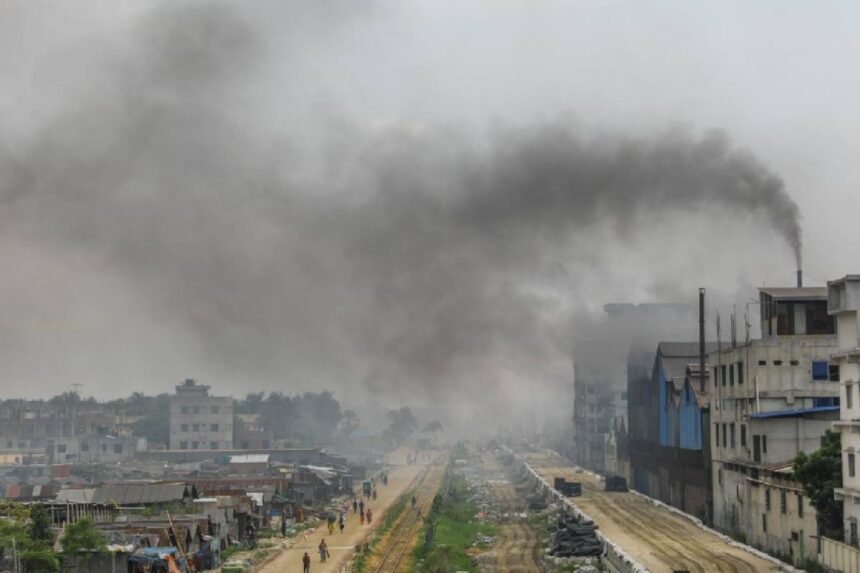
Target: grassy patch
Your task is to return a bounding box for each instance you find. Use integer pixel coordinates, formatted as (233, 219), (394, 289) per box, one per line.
(414, 473), (497, 573)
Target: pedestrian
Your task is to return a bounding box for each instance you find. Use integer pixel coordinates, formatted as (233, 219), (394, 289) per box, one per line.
(281, 513), (287, 538)
(303, 552), (311, 573)
(411, 495), (416, 509)
(366, 508), (373, 524)
(319, 539), (329, 562)
(372, 489), (377, 501)
(353, 498), (358, 514)
(360, 510), (365, 525)
(359, 499), (365, 515)
(339, 515), (345, 534)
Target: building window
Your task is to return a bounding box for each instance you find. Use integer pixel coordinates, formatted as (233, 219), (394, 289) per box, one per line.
(730, 424), (736, 448)
(741, 425), (747, 447)
(192, 424), (200, 432)
(812, 361), (829, 381)
(765, 489), (771, 510)
(730, 365), (735, 386)
(762, 514), (767, 532)
(210, 441), (218, 450)
(852, 522), (858, 547)
(179, 441), (188, 450)
(722, 424), (727, 448)
(738, 362), (744, 385)
(758, 360), (766, 366)
(831, 365), (841, 382)
(849, 384), (854, 410)
(850, 453), (856, 478)
(798, 494), (803, 518)
(713, 367), (718, 388)
(721, 365), (727, 386)
(57, 444), (67, 454)
(191, 441), (198, 450)
(193, 406), (200, 414)
(780, 490), (787, 514)
(715, 423), (720, 447)
(181, 406), (190, 414)
(762, 435), (767, 454)
(114, 444), (123, 454)
(180, 424), (189, 432)
(211, 406), (220, 414)
(210, 424), (219, 432)
(81, 443), (89, 452)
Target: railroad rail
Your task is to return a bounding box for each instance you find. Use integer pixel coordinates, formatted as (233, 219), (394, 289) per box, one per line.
(372, 462), (443, 573)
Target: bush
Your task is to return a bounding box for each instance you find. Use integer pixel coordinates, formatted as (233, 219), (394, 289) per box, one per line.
(60, 518), (107, 554)
(21, 548), (60, 572)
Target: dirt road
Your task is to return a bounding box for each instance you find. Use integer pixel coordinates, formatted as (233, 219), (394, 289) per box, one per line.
(366, 459), (446, 573)
(520, 450), (780, 573)
(257, 450), (431, 573)
(479, 453), (542, 573)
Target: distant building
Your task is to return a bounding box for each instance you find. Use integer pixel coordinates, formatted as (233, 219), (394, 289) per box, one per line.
(829, 275), (860, 546)
(711, 286), (838, 564)
(573, 302), (692, 474)
(48, 435), (146, 464)
(629, 342), (717, 521)
(168, 380), (234, 451)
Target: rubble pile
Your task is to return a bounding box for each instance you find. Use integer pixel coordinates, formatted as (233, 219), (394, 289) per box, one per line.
(548, 514), (603, 558)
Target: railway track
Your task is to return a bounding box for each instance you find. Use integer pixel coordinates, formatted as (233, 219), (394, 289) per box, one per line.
(371, 461), (445, 573)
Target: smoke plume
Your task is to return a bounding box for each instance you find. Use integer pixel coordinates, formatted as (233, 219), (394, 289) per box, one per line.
(0, 2), (803, 413)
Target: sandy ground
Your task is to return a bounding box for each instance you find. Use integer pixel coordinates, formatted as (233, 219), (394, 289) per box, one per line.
(521, 450), (781, 573)
(479, 453), (542, 573)
(257, 450), (432, 573)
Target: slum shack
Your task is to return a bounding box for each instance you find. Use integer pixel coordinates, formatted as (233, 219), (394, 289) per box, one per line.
(129, 547), (187, 573)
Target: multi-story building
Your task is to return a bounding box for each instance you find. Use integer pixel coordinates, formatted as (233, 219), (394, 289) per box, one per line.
(169, 379), (234, 451)
(47, 435), (146, 464)
(711, 286), (838, 563)
(828, 275), (860, 546)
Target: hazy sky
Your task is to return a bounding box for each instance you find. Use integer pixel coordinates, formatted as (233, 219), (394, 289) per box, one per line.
(0, 1), (857, 411)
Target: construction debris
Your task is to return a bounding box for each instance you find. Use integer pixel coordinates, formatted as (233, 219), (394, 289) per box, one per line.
(547, 514), (603, 558)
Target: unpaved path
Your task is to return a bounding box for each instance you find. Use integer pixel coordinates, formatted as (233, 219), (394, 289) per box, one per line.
(520, 450), (780, 573)
(366, 458), (446, 573)
(257, 450), (431, 573)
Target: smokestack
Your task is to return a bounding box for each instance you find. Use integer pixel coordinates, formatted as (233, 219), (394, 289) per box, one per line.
(797, 269), (803, 288)
(699, 288), (706, 393)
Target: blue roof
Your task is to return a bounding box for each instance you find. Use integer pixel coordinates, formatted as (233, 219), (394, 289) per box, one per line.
(750, 406), (839, 419)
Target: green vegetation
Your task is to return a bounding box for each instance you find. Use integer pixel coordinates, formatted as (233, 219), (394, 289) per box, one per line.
(0, 502), (63, 571)
(60, 518), (107, 554)
(414, 473), (497, 573)
(352, 488), (415, 573)
(794, 429), (843, 539)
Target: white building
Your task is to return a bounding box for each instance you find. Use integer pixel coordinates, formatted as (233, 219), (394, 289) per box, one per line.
(169, 379), (234, 451)
(711, 286), (838, 563)
(829, 275), (860, 546)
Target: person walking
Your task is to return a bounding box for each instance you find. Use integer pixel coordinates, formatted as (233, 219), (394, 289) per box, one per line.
(359, 499), (364, 516)
(360, 509), (365, 525)
(366, 508), (373, 524)
(319, 539), (329, 562)
(303, 552), (311, 573)
(353, 498), (358, 514)
(339, 514), (345, 534)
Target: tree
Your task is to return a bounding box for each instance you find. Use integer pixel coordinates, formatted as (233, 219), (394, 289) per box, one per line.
(339, 409), (360, 438)
(385, 407), (418, 444)
(60, 518), (107, 554)
(28, 505), (53, 545)
(423, 421), (443, 434)
(794, 430), (843, 539)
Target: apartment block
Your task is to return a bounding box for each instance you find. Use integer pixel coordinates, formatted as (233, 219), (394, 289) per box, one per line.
(711, 286), (838, 563)
(169, 379), (234, 451)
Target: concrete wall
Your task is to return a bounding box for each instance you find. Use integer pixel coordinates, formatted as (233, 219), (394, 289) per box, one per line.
(820, 535), (860, 573)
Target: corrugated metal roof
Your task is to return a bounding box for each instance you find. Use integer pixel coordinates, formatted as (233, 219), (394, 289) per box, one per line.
(92, 483), (191, 505)
(229, 454), (269, 464)
(56, 488), (96, 503)
(750, 405), (839, 419)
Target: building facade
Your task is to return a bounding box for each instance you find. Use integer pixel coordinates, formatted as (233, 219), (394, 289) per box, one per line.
(829, 275), (860, 546)
(711, 286), (838, 563)
(169, 380), (234, 451)
(629, 342), (715, 521)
